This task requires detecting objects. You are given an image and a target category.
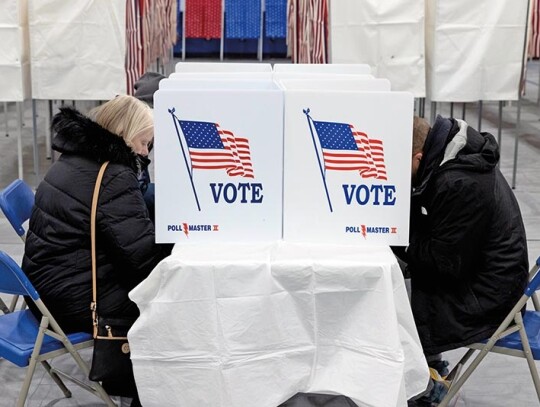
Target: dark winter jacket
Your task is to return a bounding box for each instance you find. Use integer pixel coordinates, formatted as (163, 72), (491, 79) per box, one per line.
(407, 116), (528, 355)
(22, 107), (172, 333)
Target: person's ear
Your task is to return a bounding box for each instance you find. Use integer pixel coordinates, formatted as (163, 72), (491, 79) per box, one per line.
(413, 152), (423, 163)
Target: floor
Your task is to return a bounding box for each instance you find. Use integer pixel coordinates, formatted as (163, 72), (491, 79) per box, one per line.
(1, 58), (540, 406)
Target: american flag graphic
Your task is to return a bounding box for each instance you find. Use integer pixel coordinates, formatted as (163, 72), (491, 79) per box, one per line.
(178, 120), (254, 178)
(312, 120), (387, 180)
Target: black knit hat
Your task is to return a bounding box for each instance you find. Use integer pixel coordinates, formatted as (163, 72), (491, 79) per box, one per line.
(133, 72), (166, 108)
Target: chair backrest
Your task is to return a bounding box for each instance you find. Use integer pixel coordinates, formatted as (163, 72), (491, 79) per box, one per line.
(0, 251), (39, 301)
(0, 179), (35, 240)
(525, 256), (540, 297)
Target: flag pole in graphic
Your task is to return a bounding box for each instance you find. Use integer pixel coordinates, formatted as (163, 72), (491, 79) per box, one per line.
(168, 108), (201, 211)
(303, 108), (333, 212)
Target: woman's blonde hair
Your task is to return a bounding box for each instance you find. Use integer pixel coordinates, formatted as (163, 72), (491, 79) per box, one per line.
(88, 95), (153, 151)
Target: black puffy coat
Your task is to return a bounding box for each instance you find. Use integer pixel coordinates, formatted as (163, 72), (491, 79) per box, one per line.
(22, 107), (171, 333)
(407, 116), (528, 355)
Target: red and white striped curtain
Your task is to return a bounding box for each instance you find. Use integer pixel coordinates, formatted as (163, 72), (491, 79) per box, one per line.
(126, 0), (144, 94)
(529, 0), (540, 58)
(126, 0), (177, 94)
(287, 0), (328, 63)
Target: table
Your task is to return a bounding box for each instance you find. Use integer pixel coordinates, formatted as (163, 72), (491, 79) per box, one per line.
(128, 242), (429, 406)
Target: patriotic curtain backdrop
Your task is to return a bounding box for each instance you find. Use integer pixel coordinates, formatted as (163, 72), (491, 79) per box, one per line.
(126, 0), (177, 94)
(179, 0), (287, 43)
(185, 0), (222, 39)
(266, 0), (287, 38)
(225, 0), (261, 39)
(287, 0), (328, 63)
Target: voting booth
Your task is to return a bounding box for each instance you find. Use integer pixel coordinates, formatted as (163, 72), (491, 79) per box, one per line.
(273, 63), (372, 74)
(175, 61), (273, 73)
(281, 87), (413, 245)
(153, 78), (284, 243)
(136, 63), (427, 407)
(153, 64), (414, 245)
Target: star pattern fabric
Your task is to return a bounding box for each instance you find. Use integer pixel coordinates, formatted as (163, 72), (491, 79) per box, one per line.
(225, 0), (261, 39)
(185, 0), (222, 39)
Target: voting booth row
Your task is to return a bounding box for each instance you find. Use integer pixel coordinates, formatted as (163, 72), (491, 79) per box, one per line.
(153, 62), (412, 245)
(126, 62), (430, 407)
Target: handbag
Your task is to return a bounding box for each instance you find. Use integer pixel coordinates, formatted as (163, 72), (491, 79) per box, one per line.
(88, 161), (137, 395)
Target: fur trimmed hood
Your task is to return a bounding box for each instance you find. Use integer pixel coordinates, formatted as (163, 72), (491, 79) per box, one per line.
(51, 107), (139, 172)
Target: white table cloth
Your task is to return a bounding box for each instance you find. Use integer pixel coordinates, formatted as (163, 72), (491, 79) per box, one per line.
(129, 242), (429, 407)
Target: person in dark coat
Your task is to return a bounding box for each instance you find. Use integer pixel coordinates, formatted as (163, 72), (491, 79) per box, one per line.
(398, 115), (529, 405)
(22, 95), (172, 405)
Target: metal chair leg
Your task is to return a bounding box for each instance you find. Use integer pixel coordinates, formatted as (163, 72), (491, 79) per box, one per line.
(516, 313), (540, 402)
(17, 317), (49, 407)
(0, 297), (9, 314)
(9, 295), (20, 312)
(41, 360), (72, 398)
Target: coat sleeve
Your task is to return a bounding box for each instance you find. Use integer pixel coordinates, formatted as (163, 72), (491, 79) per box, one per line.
(96, 168), (172, 288)
(407, 172), (492, 282)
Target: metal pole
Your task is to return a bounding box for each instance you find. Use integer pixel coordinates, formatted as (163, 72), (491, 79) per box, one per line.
(538, 51), (540, 106)
(478, 100), (483, 131)
(4, 102), (8, 137)
(450, 102), (454, 117)
(512, 98), (522, 189)
(220, 0), (225, 61)
(258, 0), (264, 61)
(430, 101), (437, 124)
(45, 100), (52, 159)
(497, 101), (503, 148)
(182, 0), (186, 61)
(32, 99), (40, 184)
(462, 103), (466, 120)
(16, 102), (23, 180)
(49, 100), (55, 162)
(512, 0), (532, 188)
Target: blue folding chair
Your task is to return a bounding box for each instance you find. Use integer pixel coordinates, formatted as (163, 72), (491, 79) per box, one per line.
(439, 256), (540, 406)
(0, 179), (34, 313)
(0, 179), (34, 241)
(0, 250), (116, 406)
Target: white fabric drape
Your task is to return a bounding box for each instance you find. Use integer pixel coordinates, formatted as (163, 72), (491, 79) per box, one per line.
(129, 242), (429, 407)
(425, 0), (529, 102)
(0, 0), (31, 102)
(328, 0), (426, 97)
(28, 0), (126, 100)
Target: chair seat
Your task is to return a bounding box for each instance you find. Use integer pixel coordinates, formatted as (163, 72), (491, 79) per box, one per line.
(488, 310), (540, 359)
(0, 309), (92, 367)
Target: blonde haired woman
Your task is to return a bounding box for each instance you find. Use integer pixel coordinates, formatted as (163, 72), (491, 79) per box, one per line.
(23, 95), (171, 405)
